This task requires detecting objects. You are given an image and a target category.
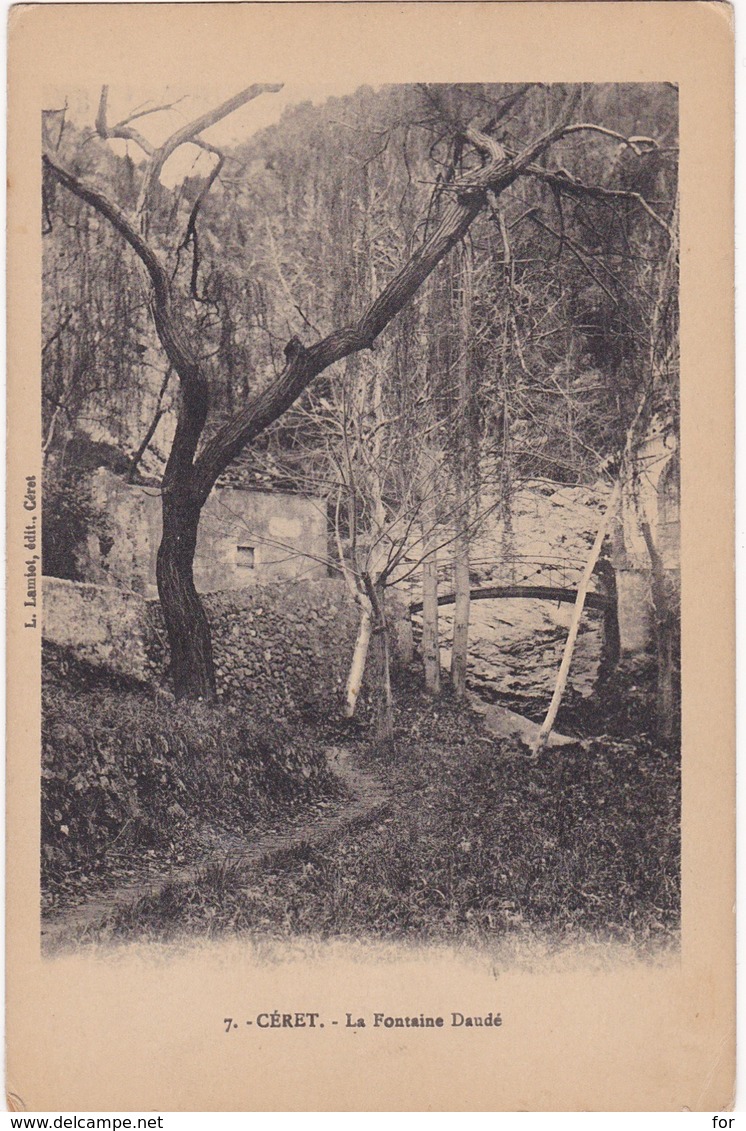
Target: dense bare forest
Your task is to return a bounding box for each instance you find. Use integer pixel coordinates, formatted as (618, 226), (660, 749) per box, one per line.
(41, 83), (680, 955)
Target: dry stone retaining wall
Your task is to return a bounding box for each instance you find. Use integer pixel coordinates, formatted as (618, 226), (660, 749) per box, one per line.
(151, 581), (365, 717)
(43, 577), (412, 719)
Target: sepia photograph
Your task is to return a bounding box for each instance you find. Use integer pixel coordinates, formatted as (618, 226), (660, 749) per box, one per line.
(39, 80), (681, 958)
(7, 1), (733, 1113)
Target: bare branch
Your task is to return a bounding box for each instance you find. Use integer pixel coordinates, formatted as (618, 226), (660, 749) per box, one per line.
(137, 83), (283, 222)
(113, 95), (187, 129)
(96, 85), (156, 157)
(192, 92), (581, 501)
(264, 217), (323, 337)
(526, 165), (673, 239)
(560, 123), (658, 155)
(177, 147), (226, 300)
(525, 210), (620, 306)
(127, 366), (173, 482)
(42, 151), (207, 479)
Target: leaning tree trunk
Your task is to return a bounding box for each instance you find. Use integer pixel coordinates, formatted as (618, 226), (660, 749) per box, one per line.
(533, 480), (622, 754)
(157, 489), (216, 701)
(344, 602), (373, 719)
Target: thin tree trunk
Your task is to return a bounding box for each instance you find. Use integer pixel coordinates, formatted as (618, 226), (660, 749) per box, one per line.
(366, 577), (394, 742)
(128, 408), (164, 483)
(421, 527), (441, 693)
(450, 239), (474, 698)
(593, 557), (620, 685)
(128, 366), (172, 483)
(534, 382), (652, 753)
(344, 604), (373, 718)
(370, 621), (394, 742)
(638, 512), (678, 742)
(157, 489), (216, 701)
(451, 522), (470, 698)
(534, 480), (622, 754)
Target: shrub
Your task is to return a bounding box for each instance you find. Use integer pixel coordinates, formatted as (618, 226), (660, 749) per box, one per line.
(42, 468), (108, 581)
(97, 684), (680, 946)
(42, 670), (337, 889)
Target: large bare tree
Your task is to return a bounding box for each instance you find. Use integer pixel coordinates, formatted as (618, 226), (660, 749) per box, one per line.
(43, 82), (669, 701)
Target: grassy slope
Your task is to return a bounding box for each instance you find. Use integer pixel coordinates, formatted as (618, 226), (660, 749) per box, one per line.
(97, 672), (680, 951)
(42, 644), (343, 911)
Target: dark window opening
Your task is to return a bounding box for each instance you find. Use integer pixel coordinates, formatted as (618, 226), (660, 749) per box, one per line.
(237, 545), (255, 569)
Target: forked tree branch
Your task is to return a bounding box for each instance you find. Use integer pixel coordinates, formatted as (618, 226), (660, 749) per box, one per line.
(96, 86), (156, 157)
(46, 86), (629, 512)
(42, 150), (206, 480)
(44, 83), (284, 483)
(137, 83), (283, 222)
(526, 165), (674, 238)
(191, 92), (581, 501)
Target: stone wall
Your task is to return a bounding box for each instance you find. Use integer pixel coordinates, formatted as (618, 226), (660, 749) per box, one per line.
(152, 580), (412, 717)
(42, 576), (413, 718)
(79, 468), (328, 597)
(42, 577), (153, 683)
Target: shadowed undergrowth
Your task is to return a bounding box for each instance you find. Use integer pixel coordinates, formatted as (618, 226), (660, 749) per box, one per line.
(42, 644), (342, 908)
(82, 672), (679, 951)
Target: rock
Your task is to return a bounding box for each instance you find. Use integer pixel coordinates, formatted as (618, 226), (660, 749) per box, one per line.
(470, 698), (576, 749)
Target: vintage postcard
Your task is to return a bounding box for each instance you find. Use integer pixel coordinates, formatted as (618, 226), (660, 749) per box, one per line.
(6, 1), (735, 1112)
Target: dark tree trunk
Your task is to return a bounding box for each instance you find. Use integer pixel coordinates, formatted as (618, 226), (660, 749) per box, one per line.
(365, 576), (394, 743)
(593, 558), (621, 685)
(639, 519), (679, 743)
(157, 488), (216, 701)
(44, 100), (579, 703)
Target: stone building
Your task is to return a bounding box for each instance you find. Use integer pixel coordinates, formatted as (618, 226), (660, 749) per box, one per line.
(77, 467), (328, 598)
